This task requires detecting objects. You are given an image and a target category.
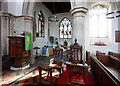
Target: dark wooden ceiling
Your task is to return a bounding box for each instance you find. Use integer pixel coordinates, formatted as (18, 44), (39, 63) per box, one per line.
(42, 2), (71, 14)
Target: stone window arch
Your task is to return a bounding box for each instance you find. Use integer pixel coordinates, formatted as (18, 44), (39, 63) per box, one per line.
(59, 17), (72, 39)
(90, 5), (108, 38)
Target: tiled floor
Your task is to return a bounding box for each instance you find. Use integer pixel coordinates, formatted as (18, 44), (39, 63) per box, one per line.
(11, 69), (60, 86)
(1, 56), (95, 86)
(1, 67), (37, 85)
(1, 56), (50, 86)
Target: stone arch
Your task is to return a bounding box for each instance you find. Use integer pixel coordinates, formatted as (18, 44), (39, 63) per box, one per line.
(89, 2), (109, 10)
(22, 0), (37, 42)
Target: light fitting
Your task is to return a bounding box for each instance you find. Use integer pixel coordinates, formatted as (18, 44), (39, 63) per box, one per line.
(48, 2), (59, 22)
(106, 2), (120, 19)
(106, 10), (120, 19)
(48, 15), (59, 22)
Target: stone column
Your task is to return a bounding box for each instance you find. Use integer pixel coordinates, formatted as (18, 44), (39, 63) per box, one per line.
(70, 1), (88, 63)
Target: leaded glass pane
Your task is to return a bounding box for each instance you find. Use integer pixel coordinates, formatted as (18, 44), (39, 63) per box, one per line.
(90, 5), (108, 38)
(38, 10), (44, 37)
(60, 25), (64, 38)
(59, 17), (72, 39)
(68, 24), (72, 38)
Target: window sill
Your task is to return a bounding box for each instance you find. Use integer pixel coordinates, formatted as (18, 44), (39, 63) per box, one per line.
(59, 38), (72, 39)
(93, 44), (107, 46)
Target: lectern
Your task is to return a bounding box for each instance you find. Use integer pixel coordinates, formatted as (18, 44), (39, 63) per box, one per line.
(8, 36), (30, 68)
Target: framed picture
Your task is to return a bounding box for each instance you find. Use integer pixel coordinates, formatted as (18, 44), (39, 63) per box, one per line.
(115, 31), (120, 42)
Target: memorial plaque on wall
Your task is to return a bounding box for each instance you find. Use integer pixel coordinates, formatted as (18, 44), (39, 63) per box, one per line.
(115, 31), (120, 42)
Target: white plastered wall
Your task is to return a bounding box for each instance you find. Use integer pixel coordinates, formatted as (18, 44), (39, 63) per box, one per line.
(7, 0), (23, 16)
(85, 2), (119, 55)
(50, 12), (73, 46)
(33, 2), (52, 56)
(1, 0), (24, 57)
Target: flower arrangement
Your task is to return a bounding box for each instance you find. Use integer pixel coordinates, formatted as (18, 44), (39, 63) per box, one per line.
(94, 42), (106, 46)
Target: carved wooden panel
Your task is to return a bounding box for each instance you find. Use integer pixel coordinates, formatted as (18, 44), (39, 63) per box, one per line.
(53, 46), (63, 62)
(70, 39), (82, 64)
(8, 37), (30, 67)
(9, 38), (16, 57)
(16, 38), (23, 58)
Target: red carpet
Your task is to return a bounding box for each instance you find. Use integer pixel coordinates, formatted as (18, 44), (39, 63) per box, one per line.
(57, 70), (95, 86)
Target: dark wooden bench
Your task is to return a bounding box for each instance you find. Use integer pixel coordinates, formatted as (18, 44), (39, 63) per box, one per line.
(91, 55), (120, 85)
(96, 51), (105, 62)
(108, 51), (120, 72)
(108, 51), (120, 59)
(96, 51), (120, 72)
(90, 51), (120, 85)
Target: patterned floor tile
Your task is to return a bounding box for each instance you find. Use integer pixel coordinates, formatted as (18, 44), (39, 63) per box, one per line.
(1, 56), (55, 85)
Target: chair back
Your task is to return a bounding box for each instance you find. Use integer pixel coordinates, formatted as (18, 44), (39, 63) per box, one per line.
(53, 46), (63, 64)
(70, 39), (82, 64)
(66, 64), (88, 85)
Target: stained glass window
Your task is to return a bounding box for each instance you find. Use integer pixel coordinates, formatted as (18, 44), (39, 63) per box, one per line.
(59, 17), (72, 39)
(90, 5), (108, 37)
(37, 10), (44, 37)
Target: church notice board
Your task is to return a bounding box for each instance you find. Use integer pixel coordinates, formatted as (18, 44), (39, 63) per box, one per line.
(25, 33), (32, 50)
(115, 31), (120, 42)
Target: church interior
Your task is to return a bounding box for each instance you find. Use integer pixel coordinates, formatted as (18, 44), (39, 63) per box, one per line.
(0, 0), (120, 85)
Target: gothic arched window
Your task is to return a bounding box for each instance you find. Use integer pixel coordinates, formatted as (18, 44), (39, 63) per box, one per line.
(59, 17), (72, 39)
(90, 5), (108, 37)
(37, 10), (44, 37)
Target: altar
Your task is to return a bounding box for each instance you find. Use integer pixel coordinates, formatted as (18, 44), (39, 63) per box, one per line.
(40, 46), (53, 56)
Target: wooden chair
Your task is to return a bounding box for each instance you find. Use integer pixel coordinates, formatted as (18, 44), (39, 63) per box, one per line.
(38, 65), (61, 85)
(53, 45), (63, 65)
(57, 44), (70, 61)
(66, 64), (89, 86)
(63, 49), (70, 61)
(69, 39), (82, 64)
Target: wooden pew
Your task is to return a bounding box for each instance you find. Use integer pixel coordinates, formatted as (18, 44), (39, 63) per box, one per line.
(100, 54), (110, 67)
(108, 51), (120, 59)
(96, 51), (105, 62)
(96, 51), (120, 70)
(96, 51), (105, 56)
(91, 54), (120, 85)
(91, 51), (120, 86)
(108, 51), (120, 72)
